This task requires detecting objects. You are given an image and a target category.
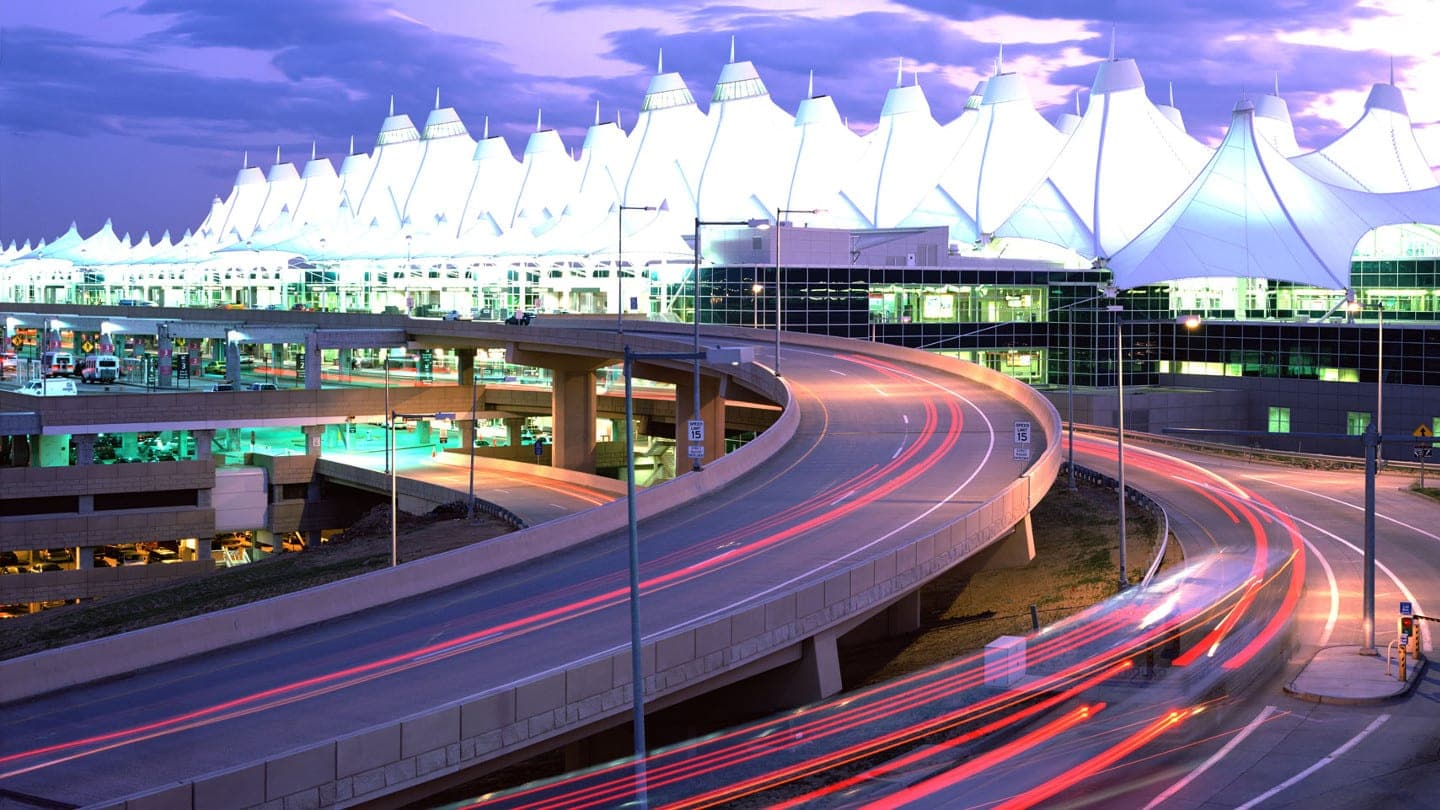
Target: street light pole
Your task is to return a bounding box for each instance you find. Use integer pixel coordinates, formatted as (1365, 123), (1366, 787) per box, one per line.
(751, 283), (763, 328)
(1377, 301), (1384, 464)
(692, 216), (766, 471)
(621, 344), (752, 807)
(1112, 303), (1128, 590)
(468, 361), (478, 521)
(617, 205), (657, 333)
(621, 346), (648, 806)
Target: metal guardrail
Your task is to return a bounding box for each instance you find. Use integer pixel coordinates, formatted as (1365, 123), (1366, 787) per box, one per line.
(1074, 423), (1430, 476)
(1060, 461), (1172, 589)
(468, 497), (528, 530)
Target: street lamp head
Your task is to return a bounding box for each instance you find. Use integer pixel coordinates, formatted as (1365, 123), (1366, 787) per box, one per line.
(751, 283), (765, 295)
(1178, 314), (1201, 329)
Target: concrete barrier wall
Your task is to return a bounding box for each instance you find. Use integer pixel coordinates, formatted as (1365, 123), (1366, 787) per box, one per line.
(0, 559), (212, 605)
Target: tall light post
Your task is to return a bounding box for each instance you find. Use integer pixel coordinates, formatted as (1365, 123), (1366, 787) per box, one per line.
(617, 204), (658, 333)
(691, 216), (767, 471)
(468, 358), (479, 521)
(389, 402), (456, 568)
(622, 344), (752, 807)
(773, 208), (822, 377)
(1104, 283), (1130, 590)
(751, 282), (764, 328)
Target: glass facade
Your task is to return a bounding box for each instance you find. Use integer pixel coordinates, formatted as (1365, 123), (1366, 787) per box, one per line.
(696, 254), (1440, 393)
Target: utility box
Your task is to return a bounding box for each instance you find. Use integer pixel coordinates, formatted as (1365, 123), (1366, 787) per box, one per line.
(984, 635), (1027, 687)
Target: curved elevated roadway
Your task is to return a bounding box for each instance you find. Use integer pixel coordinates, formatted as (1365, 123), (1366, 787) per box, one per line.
(0, 322), (1059, 808)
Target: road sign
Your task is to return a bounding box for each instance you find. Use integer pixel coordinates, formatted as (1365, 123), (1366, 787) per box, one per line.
(81, 340), (94, 353)
(8, 335), (20, 348)
(687, 444), (705, 459)
(687, 419), (705, 442)
(1415, 446), (1433, 459)
(1013, 421), (1032, 444)
(1415, 424), (1433, 438)
(1401, 601), (1413, 616)
(1013, 447), (1032, 461)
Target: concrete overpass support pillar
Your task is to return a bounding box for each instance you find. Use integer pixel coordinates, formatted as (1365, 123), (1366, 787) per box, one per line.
(886, 590), (922, 635)
(338, 348), (353, 381)
(194, 429), (214, 462)
(551, 366), (598, 473)
(955, 513), (1036, 580)
(12, 435), (31, 467)
(77, 546), (94, 568)
(37, 434), (69, 467)
(73, 433), (96, 466)
(302, 425), (324, 457)
(157, 329), (174, 388)
(505, 418), (525, 449)
(304, 332), (321, 390)
(674, 375), (726, 467)
(767, 631), (844, 707)
(225, 341), (242, 388)
(456, 348), (475, 386)
(256, 529), (277, 557)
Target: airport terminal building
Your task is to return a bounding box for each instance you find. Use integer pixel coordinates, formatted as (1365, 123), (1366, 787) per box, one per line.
(2, 51), (1438, 611)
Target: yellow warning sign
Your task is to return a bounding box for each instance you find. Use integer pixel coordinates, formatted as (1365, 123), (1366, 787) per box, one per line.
(1415, 424), (1433, 438)
(81, 340), (94, 353)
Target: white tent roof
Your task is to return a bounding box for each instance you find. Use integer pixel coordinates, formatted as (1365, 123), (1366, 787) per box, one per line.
(1109, 97), (1440, 290)
(1292, 83), (1437, 192)
(939, 71), (1067, 239)
(457, 132), (524, 239)
(511, 126), (579, 235)
(404, 104), (478, 234)
(291, 155), (341, 228)
(845, 76), (944, 228)
(783, 92), (865, 227)
(624, 68), (708, 221)
(1027, 58), (1214, 259)
(1253, 92), (1303, 156)
(695, 58), (797, 221)
(354, 109), (423, 230)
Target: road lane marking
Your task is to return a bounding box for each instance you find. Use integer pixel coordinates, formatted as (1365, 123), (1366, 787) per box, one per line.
(1144, 705), (1279, 809)
(830, 490), (857, 507)
(1243, 477), (1430, 652)
(892, 444), (904, 460)
(870, 385), (890, 397)
(829, 369), (846, 376)
(902, 414), (909, 424)
(1235, 713), (1390, 810)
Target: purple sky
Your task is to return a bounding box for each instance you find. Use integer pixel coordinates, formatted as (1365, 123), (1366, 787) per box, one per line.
(1, 0), (1436, 247)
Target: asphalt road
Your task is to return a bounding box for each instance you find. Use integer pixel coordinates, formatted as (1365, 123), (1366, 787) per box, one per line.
(1060, 437), (1440, 809)
(0, 338), (1042, 805)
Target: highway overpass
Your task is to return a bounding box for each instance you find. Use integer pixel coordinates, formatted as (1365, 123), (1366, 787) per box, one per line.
(0, 320), (1060, 808)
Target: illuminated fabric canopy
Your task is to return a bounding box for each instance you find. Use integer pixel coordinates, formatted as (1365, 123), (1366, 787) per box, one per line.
(1109, 97), (1439, 290)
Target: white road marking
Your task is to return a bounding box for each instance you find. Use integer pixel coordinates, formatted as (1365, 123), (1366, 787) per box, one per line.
(830, 490), (857, 507)
(413, 631), (501, 663)
(1245, 477), (1431, 652)
(902, 414), (909, 424)
(1144, 705), (1278, 809)
(829, 369), (847, 376)
(550, 503), (566, 509)
(871, 385), (890, 397)
(1235, 714), (1390, 810)
(892, 444), (904, 460)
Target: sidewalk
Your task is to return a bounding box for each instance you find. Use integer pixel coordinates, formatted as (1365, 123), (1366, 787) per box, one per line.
(1286, 644), (1427, 704)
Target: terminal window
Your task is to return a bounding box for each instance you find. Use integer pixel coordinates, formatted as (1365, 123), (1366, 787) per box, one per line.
(1346, 411), (1372, 436)
(1268, 407), (1291, 433)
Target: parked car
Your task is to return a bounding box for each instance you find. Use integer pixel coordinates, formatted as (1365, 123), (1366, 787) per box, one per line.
(247, 382), (278, 391)
(147, 548), (180, 564)
(206, 383), (235, 392)
(119, 550), (148, 566)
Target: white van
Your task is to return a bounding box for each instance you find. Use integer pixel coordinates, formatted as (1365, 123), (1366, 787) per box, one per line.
(41, 351), (75, 377)
(18, 378), (78, 396)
